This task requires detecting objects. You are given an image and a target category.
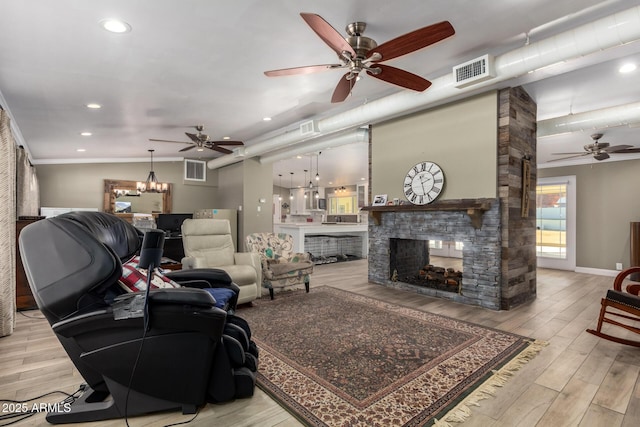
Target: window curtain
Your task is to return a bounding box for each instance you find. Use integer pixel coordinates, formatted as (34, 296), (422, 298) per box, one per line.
(0, 109), (17, 337)
(16, 146), (39, 217)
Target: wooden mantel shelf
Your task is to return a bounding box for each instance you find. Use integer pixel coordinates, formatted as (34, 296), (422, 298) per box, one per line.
(362, 198), (494, 228)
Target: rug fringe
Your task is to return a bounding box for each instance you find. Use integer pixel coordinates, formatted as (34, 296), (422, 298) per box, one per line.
(432, 339), (548, 427)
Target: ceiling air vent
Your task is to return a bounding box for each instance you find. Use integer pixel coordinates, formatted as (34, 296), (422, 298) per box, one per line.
(184, 159), (206, 182)
(453, 54), (495, 88)
(300, 120), (319, 136)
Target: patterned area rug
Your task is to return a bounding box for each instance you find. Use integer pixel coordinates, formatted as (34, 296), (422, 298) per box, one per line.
(239, 286), (545, 427)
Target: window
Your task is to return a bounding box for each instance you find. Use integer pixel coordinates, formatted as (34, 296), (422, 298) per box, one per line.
(536, 183), (567, 259)
(329, 195), (357, 214)
(536, 176), (576, 270)
(429, 240), (443, 249)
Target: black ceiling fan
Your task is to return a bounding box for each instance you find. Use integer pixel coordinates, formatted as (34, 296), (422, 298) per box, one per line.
(264, 13), (455, 103)
(550, 133), (640, 162)
(149, 125), (243, 154)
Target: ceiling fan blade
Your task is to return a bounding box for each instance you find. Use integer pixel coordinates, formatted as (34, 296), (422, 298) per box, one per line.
(331, 73), (357, 103)
(548, 153), (590, 161)
(179, 145), (196, 152)
(603, 144), (633, 152)
(210, 146), (233, 154)
(366, 64), (432, 91)
(211, 141), (244, 146)
(367, 21), (455, 62)
(149, 138), (189, 144)
(611, 147), (640, 154)
(300, 13), (356, 58)
(594, 152), (610, 161)
(185, 132), (201, 143)
(264, 64), (342, 77)
(550, 152), (588, 155)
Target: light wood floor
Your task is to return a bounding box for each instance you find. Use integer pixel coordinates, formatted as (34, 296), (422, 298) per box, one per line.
(2, 260), (640, 426)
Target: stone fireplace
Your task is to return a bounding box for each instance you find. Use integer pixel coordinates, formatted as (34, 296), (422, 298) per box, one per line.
(365, 86), (538, 310)
(367, 199), (502, 309)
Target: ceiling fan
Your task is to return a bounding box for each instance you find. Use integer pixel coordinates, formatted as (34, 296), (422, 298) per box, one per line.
(550, 133), (640, 162)
(264, 13), (455, 103)
(149, 125), (244, 154)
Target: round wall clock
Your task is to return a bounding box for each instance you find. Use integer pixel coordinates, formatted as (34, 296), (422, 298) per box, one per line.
(403, 161), (445, 205)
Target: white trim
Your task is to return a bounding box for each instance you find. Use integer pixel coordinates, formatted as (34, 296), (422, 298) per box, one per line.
(575, 267), (619, 277)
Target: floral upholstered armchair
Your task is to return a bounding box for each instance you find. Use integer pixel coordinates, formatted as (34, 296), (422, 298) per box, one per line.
(245, 233), (313, 299)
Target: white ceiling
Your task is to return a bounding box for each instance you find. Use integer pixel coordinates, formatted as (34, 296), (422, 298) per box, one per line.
(1, 0), (640, 188)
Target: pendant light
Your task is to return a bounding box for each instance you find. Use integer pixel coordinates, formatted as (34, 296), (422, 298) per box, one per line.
(137, 149), (168, 193)
(315, 151), (321, 182)
(289, 172), (294, 200)
(308, 156), (313, 189)
(278, 174), (283, 201)
(303, 170), (308, 198)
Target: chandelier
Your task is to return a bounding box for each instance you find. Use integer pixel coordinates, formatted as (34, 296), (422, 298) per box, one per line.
(137, 149), (168, 193)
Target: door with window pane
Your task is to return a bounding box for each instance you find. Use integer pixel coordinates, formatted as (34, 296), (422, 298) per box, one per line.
(536, 176), (576, 270)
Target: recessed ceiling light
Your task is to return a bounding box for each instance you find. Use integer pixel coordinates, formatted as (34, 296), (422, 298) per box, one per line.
(619, 63), (637, 73)
(197, 148), (204, 152)
(76, 148), (86, 152)
(80, 132), (92, 136)
(222, 136), (231, 140)
(100, 19), (132, 33)
(86, 103), (101, 109)
(263, 117), (272, 121)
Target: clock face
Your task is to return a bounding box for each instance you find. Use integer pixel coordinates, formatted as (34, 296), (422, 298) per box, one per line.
(403, 161), (445, 205)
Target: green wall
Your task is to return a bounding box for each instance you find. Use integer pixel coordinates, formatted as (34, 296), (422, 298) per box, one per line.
(36, 161), (218, 213)
(539, 158), (640, 271)
(371, 91), (498, 201)
(216, 158), (273, 250)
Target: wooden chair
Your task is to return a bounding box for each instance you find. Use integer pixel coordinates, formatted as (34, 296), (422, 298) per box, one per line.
(586, 266), (640, 347)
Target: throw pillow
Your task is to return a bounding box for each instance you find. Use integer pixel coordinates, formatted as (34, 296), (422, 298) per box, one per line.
(119, 256), (180, 293)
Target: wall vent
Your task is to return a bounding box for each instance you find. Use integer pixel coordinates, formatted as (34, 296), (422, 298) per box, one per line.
(453, 54), (495, 88)
(184, 159), (206, 182)
(300, 120), (319, 136)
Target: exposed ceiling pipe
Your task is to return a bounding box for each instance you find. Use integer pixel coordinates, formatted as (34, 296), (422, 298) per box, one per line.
(259, 128), (368, 164)
(538, 101), (640, 136)
(207, 5), (640, 171)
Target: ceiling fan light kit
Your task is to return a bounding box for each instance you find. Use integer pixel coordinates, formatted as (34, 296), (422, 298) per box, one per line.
(264, 13), (455, 102)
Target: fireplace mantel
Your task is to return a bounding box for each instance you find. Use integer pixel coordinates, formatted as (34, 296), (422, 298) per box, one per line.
(362, 198), (493, 228)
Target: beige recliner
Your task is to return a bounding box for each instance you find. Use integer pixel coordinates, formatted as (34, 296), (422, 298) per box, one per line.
(181, 218), (261, 304)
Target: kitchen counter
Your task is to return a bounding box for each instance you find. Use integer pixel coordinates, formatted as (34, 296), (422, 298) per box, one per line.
(273, 223), (368, 257)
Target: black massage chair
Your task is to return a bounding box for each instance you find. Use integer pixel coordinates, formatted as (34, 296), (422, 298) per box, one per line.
(18, 211), (258, 424)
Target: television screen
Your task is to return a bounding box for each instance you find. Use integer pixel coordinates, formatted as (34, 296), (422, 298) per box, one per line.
(156, 213), (193, 235)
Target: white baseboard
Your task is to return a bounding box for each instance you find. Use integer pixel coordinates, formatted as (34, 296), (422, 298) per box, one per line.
(574, 266), (619, 277)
